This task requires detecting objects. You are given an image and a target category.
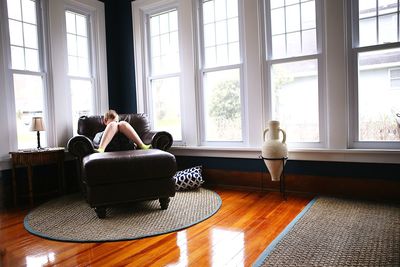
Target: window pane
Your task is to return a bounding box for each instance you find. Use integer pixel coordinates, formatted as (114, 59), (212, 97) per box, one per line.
(70, 79), (93, 135)
(271, 59), (319, 142)
(270, 0), (316, 58)
(66, 12), (76, 34)
(25, 48), (39, 71)
(66, 11), (90, 77)
(378, 0), (397, 15)
(204, 24), (216, 47)
(378, 13), (397, 44)
(359, 18), (377, 46)
(76, 14), (87, 37)
(203, 0), (215, 24)
(77, 36), (89, 58)
(13, 73), (46, 149)
(359, 1), (399, 47)
(203, 69), (242, 141)
(149, 10), (179, 75)
(11, 46), (25, 69)
(302, 29), (317, 54)
(203, 0), (239, 68)
(67, 34), (77, 56)
(272, 34), (286, 59)
(215, 0), (227, 21)
(271, 8), (285, 35)
(301, 1), (315, 29)
(270, 0), (284, 9)
(21, 0), (36, 24)
(23, 23), (38, 49)
(216, 21), (228, 45)
(287, 32), (301, 56)
(359, 0), (377, 19)
(7, 0), (22, 20)
(227, 0), (238, 18)
(286, 4), (300, 32)
(151, 77), (182, 140)
(358, 48), (400, 141)
(9, 20), (24, 46)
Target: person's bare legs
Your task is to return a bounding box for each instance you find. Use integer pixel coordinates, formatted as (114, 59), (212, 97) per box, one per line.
(98, 121), (118, 151)
(118, 121), (150, 149)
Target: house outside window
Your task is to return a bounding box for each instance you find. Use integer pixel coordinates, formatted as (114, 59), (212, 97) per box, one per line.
(350, 0), (400, 146)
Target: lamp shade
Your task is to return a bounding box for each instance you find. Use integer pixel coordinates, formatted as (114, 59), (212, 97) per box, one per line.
(30, 117), (45, 131)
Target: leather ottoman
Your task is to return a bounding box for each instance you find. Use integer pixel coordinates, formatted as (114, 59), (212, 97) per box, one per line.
(82, 149), (177, 218)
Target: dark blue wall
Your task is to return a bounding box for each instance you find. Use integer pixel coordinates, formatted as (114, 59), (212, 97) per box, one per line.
(176, 156), (400, 180)
(101, 0), (137, 113)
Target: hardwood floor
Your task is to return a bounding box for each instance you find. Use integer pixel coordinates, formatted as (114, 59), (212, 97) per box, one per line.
(0, 188), (313, 267)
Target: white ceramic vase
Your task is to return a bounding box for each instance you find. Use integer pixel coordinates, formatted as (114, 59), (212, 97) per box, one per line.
(262, 120), (288, 181)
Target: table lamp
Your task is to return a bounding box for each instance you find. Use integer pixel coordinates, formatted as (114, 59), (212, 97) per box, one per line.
(30, 117), (45, 149)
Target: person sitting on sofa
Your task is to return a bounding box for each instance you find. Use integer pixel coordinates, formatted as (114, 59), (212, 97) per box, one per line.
(94, 109), (151, 153)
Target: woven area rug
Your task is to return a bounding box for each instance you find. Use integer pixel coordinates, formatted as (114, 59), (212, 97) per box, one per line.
(24, 188), (221, 242)
(253, 197), (400, 267)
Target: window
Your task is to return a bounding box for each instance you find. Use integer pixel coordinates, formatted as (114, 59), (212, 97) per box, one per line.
(199, 0), (244, 143)
(265, 0), (323, 145)
(6, 0), (47, 149)
(350, 0), (400, 146)
(65, 10), (94, 134)
(147, 9), (182, 141)
(0, 0), (107, 159)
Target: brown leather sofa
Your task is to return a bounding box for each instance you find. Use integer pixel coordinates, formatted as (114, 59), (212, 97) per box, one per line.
(67, 113), (177, 218)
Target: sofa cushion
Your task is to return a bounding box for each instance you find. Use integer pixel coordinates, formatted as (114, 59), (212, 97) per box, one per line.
(83, 149), (177, 185)
(173, 166), (204, 191)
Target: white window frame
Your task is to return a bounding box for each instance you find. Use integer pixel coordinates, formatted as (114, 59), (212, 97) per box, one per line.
(262, 0), (326, 149)
(0, 0), (108, 165)
(48, 0), (108, 143)
(348, 0), (400, 149)
(145, 6), (184, 143)
(133, 0), (198, 147)
(197, 0), (248, 146)
(133, 0), (400, 163)
(1, 0), (50, 151)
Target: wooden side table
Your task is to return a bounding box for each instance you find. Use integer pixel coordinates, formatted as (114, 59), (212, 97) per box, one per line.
(9, 147), (65, 207)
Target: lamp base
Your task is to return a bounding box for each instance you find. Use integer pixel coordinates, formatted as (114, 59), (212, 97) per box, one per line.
(36, 131), (42, 150)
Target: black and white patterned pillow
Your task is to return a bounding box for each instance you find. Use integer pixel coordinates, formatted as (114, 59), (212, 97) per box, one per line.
(173, 166), (204, 191)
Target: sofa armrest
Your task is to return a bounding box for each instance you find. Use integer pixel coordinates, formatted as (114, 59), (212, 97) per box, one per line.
(141, 131), (173, 151)
(67, 135), (95, 159)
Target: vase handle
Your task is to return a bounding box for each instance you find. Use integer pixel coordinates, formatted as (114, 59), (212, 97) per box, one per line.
(279, 128), (286, 143)
(263, 128), (269, 141)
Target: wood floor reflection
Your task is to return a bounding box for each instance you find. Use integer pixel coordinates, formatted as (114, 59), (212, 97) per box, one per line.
(0, 188), (312, 267)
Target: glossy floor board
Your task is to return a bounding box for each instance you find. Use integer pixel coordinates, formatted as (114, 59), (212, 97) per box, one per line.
(0, 188), (313, 267)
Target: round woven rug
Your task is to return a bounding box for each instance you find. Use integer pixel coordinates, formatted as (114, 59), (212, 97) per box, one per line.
(24, 188), (221, 242)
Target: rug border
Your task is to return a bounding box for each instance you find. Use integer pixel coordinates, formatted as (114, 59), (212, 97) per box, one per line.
(252, 196), (318, 267)
(23, 188), (222, 243)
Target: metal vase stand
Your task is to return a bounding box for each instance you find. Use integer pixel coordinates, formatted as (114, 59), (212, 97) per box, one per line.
(260, 156), (288, 200)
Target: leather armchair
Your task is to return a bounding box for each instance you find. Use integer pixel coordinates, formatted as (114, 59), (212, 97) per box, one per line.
(68, 113), (173, 159)
(67, 113), (177, 218)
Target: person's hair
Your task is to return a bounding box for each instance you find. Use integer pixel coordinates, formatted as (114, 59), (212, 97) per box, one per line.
(104, 109), (119, 122)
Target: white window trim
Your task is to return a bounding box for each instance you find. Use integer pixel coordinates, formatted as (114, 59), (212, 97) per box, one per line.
(262, 0), (327, 149)
(48, 0), (108, 144)
(347, 0), (400, 149)
(0, 0), (108, 169)
(131, 0), (400, 164)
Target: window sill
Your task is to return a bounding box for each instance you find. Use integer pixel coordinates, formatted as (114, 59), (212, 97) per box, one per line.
(170, 146), (400, 164)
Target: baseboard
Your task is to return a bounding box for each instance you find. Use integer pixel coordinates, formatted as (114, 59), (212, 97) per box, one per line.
(203, 169), (400, 201)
